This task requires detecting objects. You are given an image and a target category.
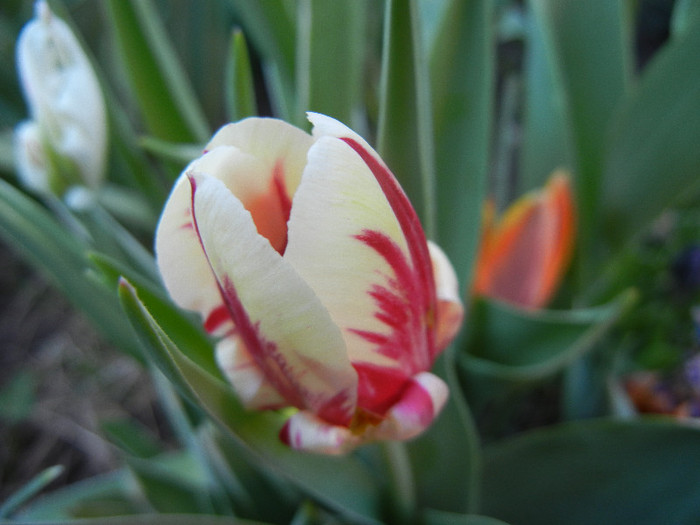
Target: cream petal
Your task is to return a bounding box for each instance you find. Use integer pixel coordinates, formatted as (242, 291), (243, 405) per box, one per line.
(284, 134), (433, 416)
(371, 372), (449, 442)
(205, 117), (313, 197)
(216, 336), (287, 410)
(190, 173), (357, 425)
(279, 411), (360, 455)
(428, 241), (464, 352)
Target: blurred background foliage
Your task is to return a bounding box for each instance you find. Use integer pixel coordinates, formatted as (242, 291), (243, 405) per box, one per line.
(0, 0), (699, 524)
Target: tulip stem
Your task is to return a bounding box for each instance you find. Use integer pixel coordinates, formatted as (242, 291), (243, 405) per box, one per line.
(381, 440), (416, 523)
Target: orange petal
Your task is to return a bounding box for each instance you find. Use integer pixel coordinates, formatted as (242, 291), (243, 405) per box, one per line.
(473, 170), (575, 308)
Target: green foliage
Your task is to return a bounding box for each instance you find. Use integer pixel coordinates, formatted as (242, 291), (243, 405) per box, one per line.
(2, 0), (700, 523)
(482, 419), (700, 525)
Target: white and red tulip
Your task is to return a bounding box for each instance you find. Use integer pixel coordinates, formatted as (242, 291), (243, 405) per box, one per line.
(156, 113), (463, 454)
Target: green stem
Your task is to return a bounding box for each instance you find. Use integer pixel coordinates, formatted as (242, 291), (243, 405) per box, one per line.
(381, 440), (416, 523)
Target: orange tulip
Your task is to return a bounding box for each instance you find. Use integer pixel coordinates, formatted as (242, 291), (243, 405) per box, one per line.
(472, 171), (575, 309)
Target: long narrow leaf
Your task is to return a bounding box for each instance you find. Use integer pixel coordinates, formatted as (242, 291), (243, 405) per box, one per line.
(227, 0), (297, 121)
(482, 419), (700, 525)
(118, 280), (383, 525)
(0, 180), (142, 358)
(461, 291), (635, 381)
(225, 29), (259, 122)
(105, 0), (209, 143)
(377, 0), (436, 236)
(600, 16), (700, 256)
(296, 0), (366, 128)
(529, 0), (633, 283)
(430, 0), (495, 287)
(518, 6), (573, 192)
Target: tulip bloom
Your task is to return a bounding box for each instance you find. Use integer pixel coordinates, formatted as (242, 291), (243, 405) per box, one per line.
(14, 1), (106, 195)
(156, 113), (463, 454)
(472, 171), (575, 309)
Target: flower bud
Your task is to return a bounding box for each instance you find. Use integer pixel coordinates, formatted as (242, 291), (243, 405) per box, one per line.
(14, 1), (107, 195)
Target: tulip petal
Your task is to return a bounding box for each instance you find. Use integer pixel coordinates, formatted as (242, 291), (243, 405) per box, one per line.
(155, 119), (313, 325)
(372, 372), (449, 441)
(279, 411), (361, 455)
(187, 173), (357, 424)
(215, 336), (286, 410)
(428, 241), (464, 352)
(473, 172), (575, 308)
(285, 114), (437, 417)
(205, 117), (313, 199)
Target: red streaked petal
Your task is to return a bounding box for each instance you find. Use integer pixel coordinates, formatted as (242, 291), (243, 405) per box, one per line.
(216, 336), (287, 410)
(284, 131), (431, 417)
(279, 411), (360, 455)
(205, 117), (313, 198)
(372, 372), (449, 442)
(428, 241), (464, 351)
(188, 173), (357, 425)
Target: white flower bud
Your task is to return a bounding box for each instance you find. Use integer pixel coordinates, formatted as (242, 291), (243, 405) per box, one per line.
(14, 1), (107, 194)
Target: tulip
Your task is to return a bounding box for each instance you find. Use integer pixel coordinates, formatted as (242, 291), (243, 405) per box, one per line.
(472, 171), (575, 309)
(156, 113), (463, 454)
(14, 1), (106, 195)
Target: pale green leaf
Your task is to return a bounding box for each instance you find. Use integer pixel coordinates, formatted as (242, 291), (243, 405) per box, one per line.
(225, 29), (259, 122)
(482, 419), (700, 525)
(378, 0), (436, 236)
(430, 0), (495, 287)
(118, 280), (383, 524)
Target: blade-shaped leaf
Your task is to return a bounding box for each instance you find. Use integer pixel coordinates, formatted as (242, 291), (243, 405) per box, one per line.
(529, 0), (633, 281)
(127, 453), (211, 514)
(461, 291), (635, 381)
(430, 0), (495, 287)
(296, 0), (366, 128)
(14, 470), (139, 521)
(482, 419), (700, 525)
(408, 351), (481, 514)
(378, 0), (436, 236)
(105, 0), (209, 143)
(118, 280), (383, 525)
(0, 466), (64, 519)
(518, 4), (573, 193)
(0, 180), (142, 358)
(600, 16), (700, 255)
(227, 0), (297, 121)
(225, 29), (259, 122)
(423, 509), (511, 525)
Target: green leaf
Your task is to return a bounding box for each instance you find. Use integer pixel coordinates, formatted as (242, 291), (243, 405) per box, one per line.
(101, 418), (163, 459)
(105, 0), (209, 143)
(127, 452), (211, 514)
(482, 419), (700, 525)
(296, 0), (366, 128)
(14, 470), (140, 521)
(41, 516), (271, 525)
(0, 369), (36, 423)
(671, 0), (700, 37)
(461, 291), (635, 381)
(118, 280), (383, 524)
(430, 0), (495, 288)
(227, 0), (297, 121)
(408, 351), (481, 514)
(423, 509), (511, 525)
(378, 0), (436, 236)
(225, 29), (259, 122)
(0, 180), (142, 358)
(529, 0), (633, 281)
(600, 15), (700, 255)
(0, 465), (64, 519)
(518, 5), (573, 192)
